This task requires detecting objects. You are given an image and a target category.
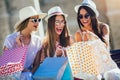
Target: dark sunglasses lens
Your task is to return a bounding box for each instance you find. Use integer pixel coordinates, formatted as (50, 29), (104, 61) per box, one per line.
(38, 19), (41, 22)
(79, 15), (83, 19)
(31, 19), (41, 23)
(79, 14), (90, 19)
(33, 19), (37, 22)
(85, 14), (90, 19)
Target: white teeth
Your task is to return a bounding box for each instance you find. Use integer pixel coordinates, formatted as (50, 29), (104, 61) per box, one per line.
(58, 27), (62, 29)
(83, 20), (87, 22)
(58, 28), (62, 30)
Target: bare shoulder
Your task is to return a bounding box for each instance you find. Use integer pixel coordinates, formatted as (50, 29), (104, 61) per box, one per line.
(99, 22), (110, 36)
(75, 30), (82, 42)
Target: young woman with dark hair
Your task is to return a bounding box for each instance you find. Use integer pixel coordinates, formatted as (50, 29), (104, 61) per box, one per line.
(74, 0), (120, 79)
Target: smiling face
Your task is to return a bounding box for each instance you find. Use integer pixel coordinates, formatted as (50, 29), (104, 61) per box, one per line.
(55, 15), (65, 36)
(27, 15), (40, 32)
(79, 8), (91, 28)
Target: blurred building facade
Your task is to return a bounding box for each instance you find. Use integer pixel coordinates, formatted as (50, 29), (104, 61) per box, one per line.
(0, 0), (120, 53)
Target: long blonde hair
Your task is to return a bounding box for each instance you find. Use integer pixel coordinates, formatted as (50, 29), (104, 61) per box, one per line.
(15, 18), (30, 32)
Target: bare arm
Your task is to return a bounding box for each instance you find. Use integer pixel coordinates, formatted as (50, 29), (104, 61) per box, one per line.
(75, 31), (83, 42)
(100, 23), (110, 49)
(101, 24), (110, 39)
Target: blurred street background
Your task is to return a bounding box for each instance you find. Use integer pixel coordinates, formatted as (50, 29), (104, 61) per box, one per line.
(0, 0), (120, 53)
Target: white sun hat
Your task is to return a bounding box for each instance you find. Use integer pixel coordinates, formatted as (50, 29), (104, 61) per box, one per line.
(45, 6), (68, 22)
(14, 6), (47, 28)
(74, 0), (99, 17)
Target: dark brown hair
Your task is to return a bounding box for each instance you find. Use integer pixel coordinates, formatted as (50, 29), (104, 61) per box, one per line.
(77, 6), (105, 43)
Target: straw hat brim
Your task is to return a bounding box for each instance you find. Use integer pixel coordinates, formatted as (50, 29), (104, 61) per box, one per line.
(45, 13), (68, 22)
(14, 13), (47, 29)
(74, 4), (99, 17)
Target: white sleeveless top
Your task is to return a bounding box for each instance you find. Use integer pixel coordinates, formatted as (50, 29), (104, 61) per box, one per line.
(3, 32), (42, 69)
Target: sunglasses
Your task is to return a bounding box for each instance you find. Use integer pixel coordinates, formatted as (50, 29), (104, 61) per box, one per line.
(30, 18), (41, 23)
(78, 13), (90, 19)
(55, 20), (65, 26)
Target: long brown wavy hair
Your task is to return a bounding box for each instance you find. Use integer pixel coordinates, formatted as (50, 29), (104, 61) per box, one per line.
(43, 15), (71, 57)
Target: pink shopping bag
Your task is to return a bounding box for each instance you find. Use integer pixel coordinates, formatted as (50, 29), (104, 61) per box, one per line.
(0, 46), (28, 76)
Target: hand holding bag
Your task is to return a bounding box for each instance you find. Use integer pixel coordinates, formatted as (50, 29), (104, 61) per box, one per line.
(66, 32), (117, 80)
